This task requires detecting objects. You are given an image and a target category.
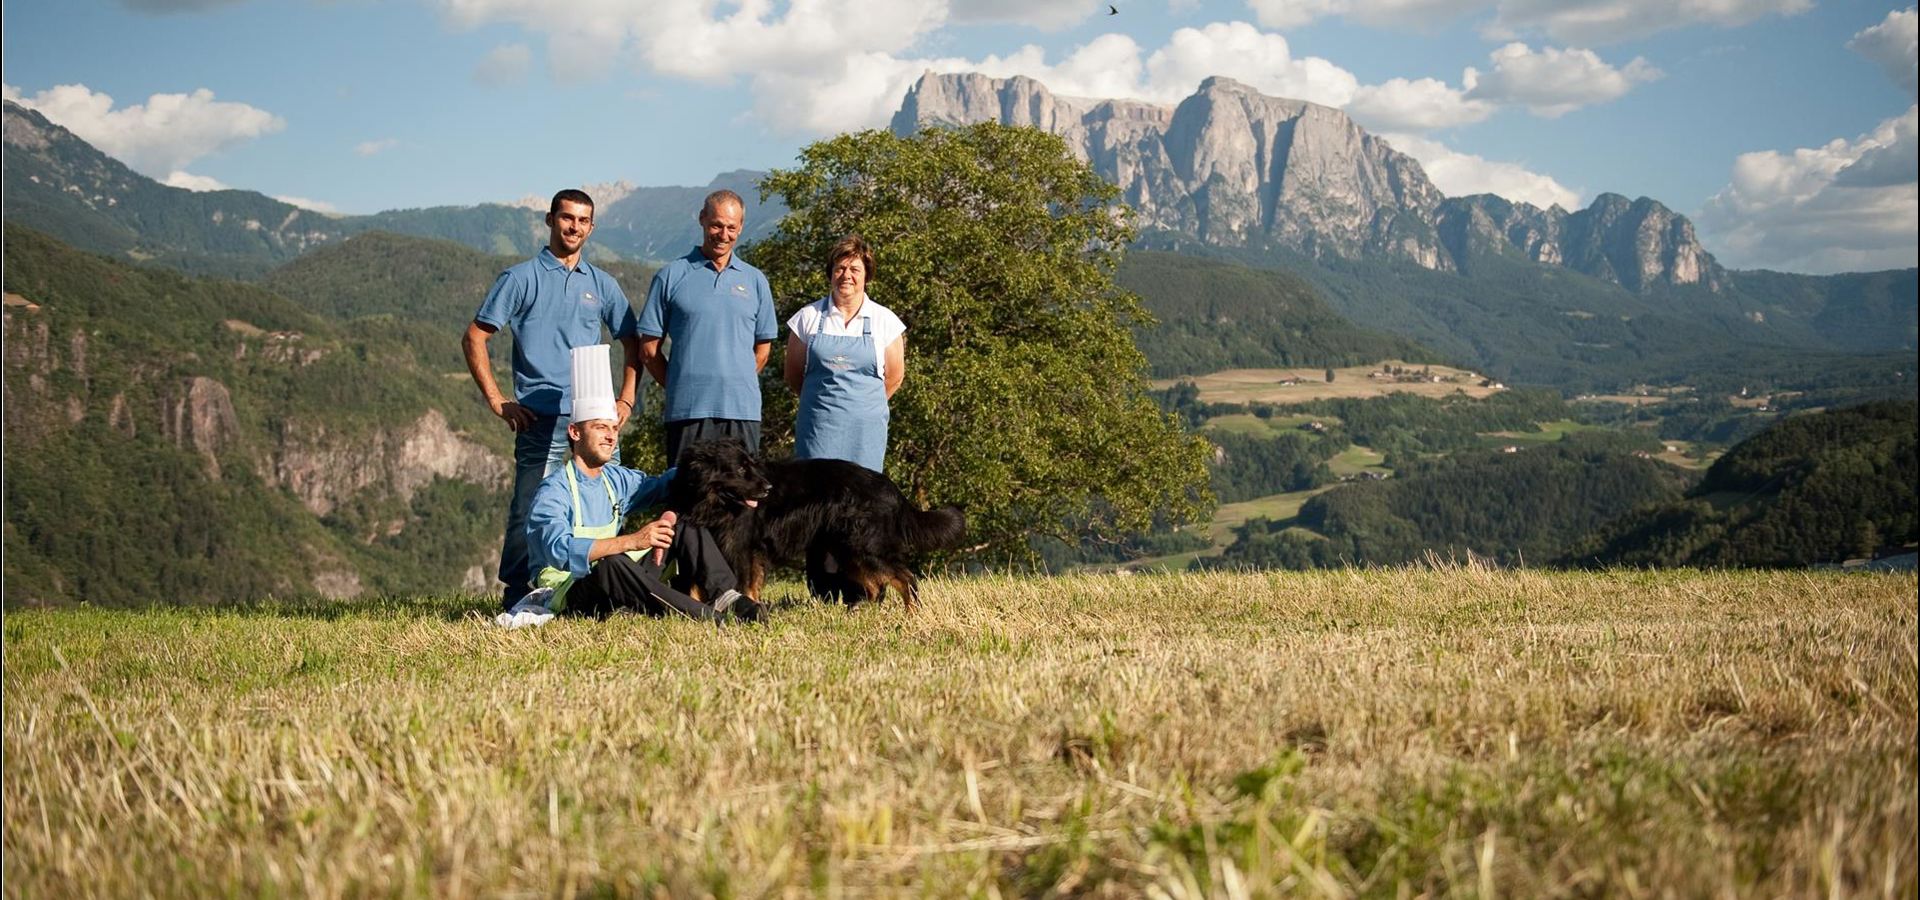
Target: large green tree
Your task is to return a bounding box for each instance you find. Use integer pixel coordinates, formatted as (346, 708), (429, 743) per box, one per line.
(753, 123), (1213, 562)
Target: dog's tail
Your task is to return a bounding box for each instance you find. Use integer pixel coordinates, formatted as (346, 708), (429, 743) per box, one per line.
(902, 506), (967, 553)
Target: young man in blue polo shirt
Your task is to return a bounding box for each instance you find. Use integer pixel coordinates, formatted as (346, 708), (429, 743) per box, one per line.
(636, 189), (779, 464)
(462, 188), (642, 611)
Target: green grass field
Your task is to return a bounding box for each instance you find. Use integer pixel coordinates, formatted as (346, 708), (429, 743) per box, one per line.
(1111, 449), (1384, 572)
(1326, 446), (1389, 477)
(1478, 419), (1606, 447)
(1201, 414), (1334, 438)
(5, 568), (1914, 897)
(1111, 486), (1340, 573)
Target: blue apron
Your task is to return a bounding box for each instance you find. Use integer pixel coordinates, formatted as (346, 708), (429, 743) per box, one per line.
(794, 313), (888, 471)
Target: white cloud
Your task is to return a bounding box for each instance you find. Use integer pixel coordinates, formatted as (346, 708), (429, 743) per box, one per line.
(1244, 0), (1808, 43)
(162, 170), (230, 191)
(1248, 0), (1484, 30)
(1698, 107), (1918, 273)
(438, 0), (638, 82)
(632, 0), (945, 83)
(2, 83), (283, 177)
(1848, 7), (1918, 99)
(1245, 0), (1344, 29)
(472, 42), (533, 87)
(950, 0), (1106, 30)
(1462, 42), (1659, 116)
(1834, 108), (1918, 187)
(354, 138), (400, 156)
(1142, 21), (1359, 106)
(274, 195), (341, 214)
(1379, 131), (1583, 208)
(144, 152), (340, 215)
(1489, 0), (1810, 44)
(1349, 77), (1495, 131)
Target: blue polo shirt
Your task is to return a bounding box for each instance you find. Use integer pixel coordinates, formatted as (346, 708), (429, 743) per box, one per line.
(474, 248), (638, 416)
(526, 460), (676, 579)
(636, 248), (778, 422)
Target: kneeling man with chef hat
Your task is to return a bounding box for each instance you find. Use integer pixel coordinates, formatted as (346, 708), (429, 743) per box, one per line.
(509, 344), (762, 625)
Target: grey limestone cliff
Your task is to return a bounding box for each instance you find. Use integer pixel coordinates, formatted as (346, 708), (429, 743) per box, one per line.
(892, 71), (1723, 290)
(893, 72), (1448, 268)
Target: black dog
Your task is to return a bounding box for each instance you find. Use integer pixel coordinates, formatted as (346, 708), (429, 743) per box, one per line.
(667, 440), (966, 609)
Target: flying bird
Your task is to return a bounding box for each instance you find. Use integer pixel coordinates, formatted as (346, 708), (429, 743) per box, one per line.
(1108, 4), (1119, 14)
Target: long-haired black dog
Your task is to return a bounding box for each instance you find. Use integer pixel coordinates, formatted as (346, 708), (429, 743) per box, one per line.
(667, 439), (966, 609)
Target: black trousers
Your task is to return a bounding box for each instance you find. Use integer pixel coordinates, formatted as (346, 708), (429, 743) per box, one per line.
(665, 418), (762, 467)
(566, 523), (739, 620)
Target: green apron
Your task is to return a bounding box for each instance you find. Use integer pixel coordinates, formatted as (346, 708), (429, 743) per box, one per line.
(534, 462), (621, 614)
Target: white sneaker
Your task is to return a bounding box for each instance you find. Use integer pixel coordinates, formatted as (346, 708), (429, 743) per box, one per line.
(494, 590), (556, 629)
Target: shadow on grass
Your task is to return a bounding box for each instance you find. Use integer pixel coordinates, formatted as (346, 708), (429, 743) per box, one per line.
(177, 593), (487, 623)
(4, 589), (496, 621)
(2, 578), (847, 624)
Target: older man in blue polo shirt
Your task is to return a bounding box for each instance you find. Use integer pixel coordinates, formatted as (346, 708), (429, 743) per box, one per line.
(462, 188), (642, 611)
(636, 189), (779, 464)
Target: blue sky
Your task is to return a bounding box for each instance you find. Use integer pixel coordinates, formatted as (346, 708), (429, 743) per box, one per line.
(3, 0), (1914, 273)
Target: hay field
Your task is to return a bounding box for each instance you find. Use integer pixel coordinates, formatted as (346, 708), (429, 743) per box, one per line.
(1151, 363), (1501, 406)
(4, 568), (1915, 897)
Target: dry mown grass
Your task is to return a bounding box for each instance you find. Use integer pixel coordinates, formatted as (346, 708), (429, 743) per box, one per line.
(1149, 365), (1499, 406)
(4, 567), (1915, 898)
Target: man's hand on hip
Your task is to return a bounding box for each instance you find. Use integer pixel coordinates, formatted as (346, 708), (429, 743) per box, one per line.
(490, 398), (536, 432)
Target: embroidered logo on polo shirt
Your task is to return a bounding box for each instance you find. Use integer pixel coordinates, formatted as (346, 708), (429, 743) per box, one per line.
(581, 291), (599, 306)
(732, 284), (749, 295)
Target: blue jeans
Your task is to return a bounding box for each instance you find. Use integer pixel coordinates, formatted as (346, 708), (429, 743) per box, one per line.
(498, 415), (597, 608)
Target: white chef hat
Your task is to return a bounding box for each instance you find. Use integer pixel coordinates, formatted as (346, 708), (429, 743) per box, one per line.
(569, 344), (619, 424)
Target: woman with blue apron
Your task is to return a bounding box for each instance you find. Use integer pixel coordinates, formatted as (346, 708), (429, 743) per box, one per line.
(784, 235), (907, 473)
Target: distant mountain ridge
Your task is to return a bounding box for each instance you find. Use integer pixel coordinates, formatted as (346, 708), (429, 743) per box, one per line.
(1, 100), (774, 271)
(7, 90), (1914, 391)
(3, 99), (371, 275)
(892, 72), (1721, 292)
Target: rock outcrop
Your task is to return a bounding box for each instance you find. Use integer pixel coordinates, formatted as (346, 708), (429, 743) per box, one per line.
(271, 409), (508, 518)
(894, 73), (1448, 268)
(158, 376), (241, 480)
(892, 71), (1724, 290)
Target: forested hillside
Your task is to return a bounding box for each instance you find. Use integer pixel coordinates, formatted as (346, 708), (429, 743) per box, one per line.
(1143, 236), (1918, 392)
(0, 225), (677, 605)
(1, 225), (494, 603)
(1573, 401), (1918, 567)
(1116, 251), (1433, 376)
(1203, 434), (1691, 570)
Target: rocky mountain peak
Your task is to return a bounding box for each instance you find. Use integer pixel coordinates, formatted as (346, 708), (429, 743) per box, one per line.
(1558, 194), (1721, 291)
(891, 71), (1723, 291)
(2, 99), (55, 148)
(894, 70), (1450, 268)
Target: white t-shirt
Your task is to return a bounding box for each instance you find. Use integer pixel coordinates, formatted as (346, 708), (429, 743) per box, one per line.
(786, 295), (907, 379)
